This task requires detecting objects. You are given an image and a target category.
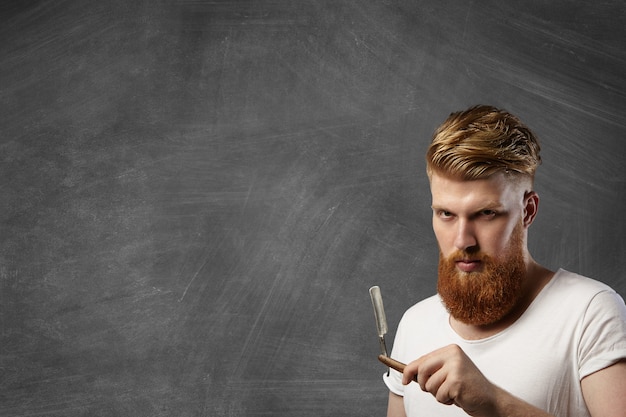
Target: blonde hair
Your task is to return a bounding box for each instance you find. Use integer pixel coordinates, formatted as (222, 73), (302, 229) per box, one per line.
(426, 105), (541, 182)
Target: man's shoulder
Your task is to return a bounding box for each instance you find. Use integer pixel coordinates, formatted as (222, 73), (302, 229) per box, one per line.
(540, 269), (624, 314)
(550, 268), (617, 296)
(402, 293), (446, 319)
(395, 294), (450, 340)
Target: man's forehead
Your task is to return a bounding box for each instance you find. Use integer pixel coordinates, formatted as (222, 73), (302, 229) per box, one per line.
(430, 172), (522, 208)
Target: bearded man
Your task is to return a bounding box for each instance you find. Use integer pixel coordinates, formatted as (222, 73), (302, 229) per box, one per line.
(383, 105), (626, 417)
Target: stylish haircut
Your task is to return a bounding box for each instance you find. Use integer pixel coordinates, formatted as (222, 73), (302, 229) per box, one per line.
(426, 105), (542, 182)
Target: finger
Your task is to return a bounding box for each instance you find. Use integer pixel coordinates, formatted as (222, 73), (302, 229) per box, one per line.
(416, 366), (452, 405)
(418, 361), (458, 407)
(423, 367), (446, 396)
(434, 379), (457, 406)
(402, 362), (420, 385)
(402, 368), (417, 385)
(415, 357), (445, 390)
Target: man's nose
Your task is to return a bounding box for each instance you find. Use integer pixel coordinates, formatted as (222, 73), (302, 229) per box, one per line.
(454, 219), (477, 251)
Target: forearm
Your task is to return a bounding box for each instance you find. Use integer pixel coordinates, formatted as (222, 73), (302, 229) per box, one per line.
(386, 392), (406, 417)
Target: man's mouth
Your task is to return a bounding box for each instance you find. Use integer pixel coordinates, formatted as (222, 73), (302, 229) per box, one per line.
(455, 259), (482, 273)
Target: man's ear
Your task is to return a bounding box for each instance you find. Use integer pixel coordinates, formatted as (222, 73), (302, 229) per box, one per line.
(523, 190), (539, 228)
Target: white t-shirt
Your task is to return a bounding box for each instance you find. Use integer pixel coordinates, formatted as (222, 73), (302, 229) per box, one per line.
(383, 269), (626, 416)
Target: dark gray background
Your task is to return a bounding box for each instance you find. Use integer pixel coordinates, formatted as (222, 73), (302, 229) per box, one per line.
(1, 1), (625, 416)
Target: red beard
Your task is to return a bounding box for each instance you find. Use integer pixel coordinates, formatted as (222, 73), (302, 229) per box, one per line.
(437, 223), (526, 326)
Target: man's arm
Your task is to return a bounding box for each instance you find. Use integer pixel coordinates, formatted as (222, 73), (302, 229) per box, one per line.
(581, 360), (626, 417)
(402, 344), (553, 417)
(386, 392), (406, 417)
(399, 345), (626, 416)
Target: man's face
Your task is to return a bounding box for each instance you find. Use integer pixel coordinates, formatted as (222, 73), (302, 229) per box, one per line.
(430, 172), (532, 325)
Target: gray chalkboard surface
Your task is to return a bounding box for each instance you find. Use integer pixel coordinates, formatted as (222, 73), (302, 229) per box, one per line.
(1, 1), (624, 416)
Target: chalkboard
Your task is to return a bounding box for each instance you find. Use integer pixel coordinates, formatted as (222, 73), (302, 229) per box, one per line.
(1, 1), (624, 416)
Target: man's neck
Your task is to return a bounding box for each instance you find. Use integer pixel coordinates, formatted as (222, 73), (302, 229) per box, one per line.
(449, 262), (554, 341)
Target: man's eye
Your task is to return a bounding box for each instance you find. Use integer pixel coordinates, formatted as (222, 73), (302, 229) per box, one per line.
(438, 210), (453, 218)
(480, 210), (497, 218)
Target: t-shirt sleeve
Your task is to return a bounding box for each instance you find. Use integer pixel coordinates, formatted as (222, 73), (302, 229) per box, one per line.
(383, 366), (405, 396)
(578, 290), (626, 379)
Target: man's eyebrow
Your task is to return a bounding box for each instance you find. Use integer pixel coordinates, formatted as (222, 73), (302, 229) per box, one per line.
(477, 201), (505, 210)
(430, 201), (505, 212)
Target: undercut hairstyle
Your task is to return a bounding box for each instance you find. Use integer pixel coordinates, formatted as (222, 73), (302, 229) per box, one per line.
(426, 105), (542, 182)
